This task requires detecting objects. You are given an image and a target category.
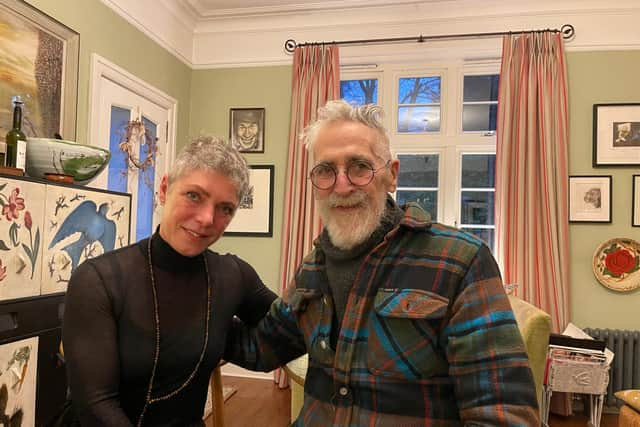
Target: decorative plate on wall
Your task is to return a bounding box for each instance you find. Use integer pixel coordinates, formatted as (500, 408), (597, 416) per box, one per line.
(592, 238), (640, 292)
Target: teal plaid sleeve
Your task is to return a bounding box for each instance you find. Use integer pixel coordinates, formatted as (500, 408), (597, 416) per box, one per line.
(224, 297), (306, 371)
(444, 244), (539, 425)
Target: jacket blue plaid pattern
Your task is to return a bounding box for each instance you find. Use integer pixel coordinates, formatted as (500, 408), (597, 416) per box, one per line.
(227, 202), (540, 426)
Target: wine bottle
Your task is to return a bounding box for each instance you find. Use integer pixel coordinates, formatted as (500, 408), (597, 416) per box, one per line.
(5, 96), (27, 169)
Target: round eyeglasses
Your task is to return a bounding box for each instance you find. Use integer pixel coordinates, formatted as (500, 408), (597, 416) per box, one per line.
(309, 160), (391, 190)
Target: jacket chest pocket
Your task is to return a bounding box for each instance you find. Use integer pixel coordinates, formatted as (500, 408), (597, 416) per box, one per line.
(366, 288), (450, 380)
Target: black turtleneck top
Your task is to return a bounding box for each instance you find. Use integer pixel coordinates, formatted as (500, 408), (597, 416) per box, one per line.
(62, 232), (277, 426)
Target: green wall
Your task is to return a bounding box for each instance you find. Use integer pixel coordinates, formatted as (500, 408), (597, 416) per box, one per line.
(26, 0), (192, 149)
(567, 50), (640, 330)
(189, 66), (292, 293)
(22, 1), (640, 327)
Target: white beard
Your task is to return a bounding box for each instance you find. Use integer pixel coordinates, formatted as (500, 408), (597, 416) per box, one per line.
(318, 190), (386, 250)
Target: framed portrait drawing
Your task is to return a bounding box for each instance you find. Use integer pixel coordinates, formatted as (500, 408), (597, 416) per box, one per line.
(229, 108), (265, 153)
(225, 165), (274, 237)
(593, 103), (640, 166)
(633, 175), (640, 227)
(569, 175), (612, 223)
(0, 0), (79, 140)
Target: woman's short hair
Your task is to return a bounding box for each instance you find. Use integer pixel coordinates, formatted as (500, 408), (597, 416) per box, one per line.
(168, 136), (250, 201)
(303, 100), (392, 162)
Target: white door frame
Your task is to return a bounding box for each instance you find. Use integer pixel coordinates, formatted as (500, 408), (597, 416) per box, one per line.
(87, 53), (178, 240)
(88, 53), (178, 187)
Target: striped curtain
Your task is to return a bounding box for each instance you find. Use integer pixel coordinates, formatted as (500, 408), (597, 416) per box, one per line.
(273, 45), (340, 388)
(495, 31), (570, 333)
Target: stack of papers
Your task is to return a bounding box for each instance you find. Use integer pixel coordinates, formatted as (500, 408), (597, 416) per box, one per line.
(561, 323), (615, 366)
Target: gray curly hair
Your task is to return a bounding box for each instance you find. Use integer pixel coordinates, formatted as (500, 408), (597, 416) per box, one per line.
(303, 100), (392, 162)
(168, 136), (250, 201)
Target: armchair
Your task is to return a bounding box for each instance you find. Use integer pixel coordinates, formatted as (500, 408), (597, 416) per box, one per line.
(508, 294), (552, 411)
(615, 390), (640, 426)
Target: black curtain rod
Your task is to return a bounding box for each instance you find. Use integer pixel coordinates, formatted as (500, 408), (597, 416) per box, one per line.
(284, 24), (574, 53)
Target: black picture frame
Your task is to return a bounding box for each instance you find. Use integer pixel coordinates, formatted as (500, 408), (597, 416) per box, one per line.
(224, 165), (274, 237)
(633, 175), (640, 227)
(568, 175), (612, 223)
(593, 103), (640, 166)
(229, 107), (265, 153)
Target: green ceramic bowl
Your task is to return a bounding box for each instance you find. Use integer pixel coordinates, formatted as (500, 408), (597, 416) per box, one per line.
(25, 138), (111, 185)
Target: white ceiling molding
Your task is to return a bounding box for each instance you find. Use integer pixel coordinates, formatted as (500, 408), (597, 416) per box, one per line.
(188, 0), (426, 18)
(99, 0), (196, 66)
(100, 0), (640, 69)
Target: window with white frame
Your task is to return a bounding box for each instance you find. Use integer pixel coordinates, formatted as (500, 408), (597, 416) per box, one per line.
(341, 62), (499, 251)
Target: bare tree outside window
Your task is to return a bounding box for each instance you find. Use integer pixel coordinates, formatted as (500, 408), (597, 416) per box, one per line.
(340, 79), (378, 106)
(397, 76), (441, 132)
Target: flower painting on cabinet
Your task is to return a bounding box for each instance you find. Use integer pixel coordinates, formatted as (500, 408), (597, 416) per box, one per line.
(0, 178), (44, 302)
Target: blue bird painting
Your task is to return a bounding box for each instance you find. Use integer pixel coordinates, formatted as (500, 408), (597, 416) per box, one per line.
(48, 201), (116, 270)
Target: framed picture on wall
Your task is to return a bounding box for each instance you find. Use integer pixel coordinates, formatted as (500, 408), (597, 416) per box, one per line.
(569, 175), (612, 223)
(593, 103), (640, 166)
(225, 165), (274, 237)
(633, 175), (640, 227)
(229, 108), (265, 153)
(0, 0), (79, 140)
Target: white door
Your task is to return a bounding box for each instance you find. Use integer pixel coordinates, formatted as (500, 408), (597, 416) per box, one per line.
(88, 54), (177, 243)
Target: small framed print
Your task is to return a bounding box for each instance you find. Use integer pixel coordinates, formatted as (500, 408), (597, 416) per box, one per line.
(633, 175), (640, 227)
(225, 165), (274, 237)
(569, 175), (612, 223)
(229, 108), (265, 153)
(593, 103), (640, 166)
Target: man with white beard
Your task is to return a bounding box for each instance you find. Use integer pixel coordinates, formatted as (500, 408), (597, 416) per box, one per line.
(227, 100), (539, 426)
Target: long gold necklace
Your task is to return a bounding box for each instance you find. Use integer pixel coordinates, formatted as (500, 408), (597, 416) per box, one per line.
(136, 238), (212, 427)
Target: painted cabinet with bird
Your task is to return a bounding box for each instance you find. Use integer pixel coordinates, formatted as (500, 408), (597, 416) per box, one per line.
(0, 176), (131, 299)
(42, 186), (131, 295)
(0, 336), (38, 427)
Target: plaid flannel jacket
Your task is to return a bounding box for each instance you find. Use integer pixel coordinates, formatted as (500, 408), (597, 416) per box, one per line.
(227, 202), (540, 426)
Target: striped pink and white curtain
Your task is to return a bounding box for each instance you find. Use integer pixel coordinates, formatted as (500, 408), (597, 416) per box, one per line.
(495, 31), (570, 333)
(273, 45), (340, 388)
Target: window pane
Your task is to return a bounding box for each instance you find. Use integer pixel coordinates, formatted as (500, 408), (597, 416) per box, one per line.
(463, 75), (499, 102)
(461, 227), (494, 250)
(340, 79), (378, 105)
(397, 106), (440, 132)
(397, 76), (441, 133)
(396, 190), (437, 221)
(398, 77), (441, 103)
(462, 104), (497, 132)
(397, 154), (438, 187)
(461, 154), (495, 188)
(136, 116), (157, 241)
(108, 106), (130, 193)
(461, 191), (494, 225)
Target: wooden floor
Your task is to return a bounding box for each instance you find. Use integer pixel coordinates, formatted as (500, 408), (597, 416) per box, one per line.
(205, 376), (291, 427)
(206, 376), (618, 427)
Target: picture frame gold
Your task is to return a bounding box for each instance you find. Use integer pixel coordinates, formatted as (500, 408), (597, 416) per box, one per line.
(0, 0), (79, 140)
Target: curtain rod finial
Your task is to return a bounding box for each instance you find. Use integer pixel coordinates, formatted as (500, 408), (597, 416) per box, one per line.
(561, 24), (575, 40)
(284, 39), (297, 54)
